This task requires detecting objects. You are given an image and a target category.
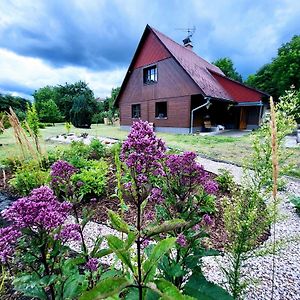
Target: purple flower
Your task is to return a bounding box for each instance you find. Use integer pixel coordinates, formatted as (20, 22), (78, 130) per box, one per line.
(192, 224), (201, 231)
(56, 224), (81, 243)
(90, 197), (97, 202)
(203, 180), (219, 195)
(2, 186), (72, 231)
(50, 160), (77, 189)
(76, 181), (84, 188)
(85, 258), (99, 272)
(149, 188), (164, 204)
(121, 120), (166, 187)
(144, 210), (155, 221)
(123, 182), (132, 191)
(0, 226), (21, 263)
(203, 214), (213, 226)
(165, 152), (218, 196)
(141, 238), (150, 248)
(176, 233), (187, 247)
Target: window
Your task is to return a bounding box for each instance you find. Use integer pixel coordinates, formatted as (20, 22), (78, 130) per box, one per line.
(155, 102), (167, 118)
(132, 104), (141, 118)
(143, 66), (157, 84)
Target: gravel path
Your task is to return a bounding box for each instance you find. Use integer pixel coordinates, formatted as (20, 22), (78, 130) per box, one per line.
(198, 157), (300, 300)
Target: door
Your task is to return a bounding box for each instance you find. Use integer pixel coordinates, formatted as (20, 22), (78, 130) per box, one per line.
(239, 107), (247, 130)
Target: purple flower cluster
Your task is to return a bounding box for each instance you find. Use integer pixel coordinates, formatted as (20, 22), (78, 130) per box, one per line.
(166, 152), (218, 195)
(203, 214), (213, 226)
(0, 226), (21, 263)
(176, 233), (187, 247)
(50, 160), (77, 189)
(2, 186), (72, 231)
(148, 187), (165, 204)
(85, 258), (99, 272)
(55, 224), (81, 243)
(121, 120), (166, 186)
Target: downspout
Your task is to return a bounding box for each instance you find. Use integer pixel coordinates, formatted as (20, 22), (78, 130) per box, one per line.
(190, 97), (211, 134)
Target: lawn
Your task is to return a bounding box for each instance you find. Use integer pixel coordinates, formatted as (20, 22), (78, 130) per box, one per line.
(1, 123), (299, 177)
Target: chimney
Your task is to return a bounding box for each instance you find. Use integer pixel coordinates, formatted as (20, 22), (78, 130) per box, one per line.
(183, 37), (193, 50)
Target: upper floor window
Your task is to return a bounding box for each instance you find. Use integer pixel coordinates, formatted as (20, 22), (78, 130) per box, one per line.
(143, 66), (157, 84)
(132, 104), (141, 118)
(155, 101), (167, 118)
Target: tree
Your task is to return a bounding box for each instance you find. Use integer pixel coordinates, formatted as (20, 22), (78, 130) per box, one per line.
(70, 94), (96, 128)
(0, 93), (29, 114)
(25, 103), (40, 152)
(38, 99), (63, 124)
(56, 81), (95, 122)
(212, 57), (243, 82)
(33, 86), (60, 114)
(246, 35), (300, 100)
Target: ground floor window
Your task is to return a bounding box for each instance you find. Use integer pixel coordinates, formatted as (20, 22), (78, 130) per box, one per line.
(132, 104), (141, 118)
(155, 101), (167, 118)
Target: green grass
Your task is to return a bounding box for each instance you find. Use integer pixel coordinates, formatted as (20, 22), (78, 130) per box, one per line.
(1, 123), (299, 178)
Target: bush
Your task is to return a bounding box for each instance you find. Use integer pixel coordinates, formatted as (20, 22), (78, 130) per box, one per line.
(215, 169), (235, 193)
(9, 162), (50, 195)
(290, 196), (300, 214)
(0, 112), (10, 129)
(89, 139), (106, 159)
(72, 160), (108, 198)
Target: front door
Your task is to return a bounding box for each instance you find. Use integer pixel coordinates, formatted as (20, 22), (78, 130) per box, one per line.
(239, 107), (247, 130)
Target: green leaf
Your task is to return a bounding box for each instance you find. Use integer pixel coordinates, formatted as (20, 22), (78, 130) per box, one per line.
(183, 267), (233, 300)
(79, 276), (131, 300)
(143, 219), (186, 237)
(106, 235), (134, 272)
(13, 274), (48, 300)
(63, 274), (87, 299)
(151, 278), (194, 300)
(108, 210), (131, 233)
(143, 238), (176, 283)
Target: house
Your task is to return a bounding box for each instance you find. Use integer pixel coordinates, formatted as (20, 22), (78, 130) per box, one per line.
(115, 25), (269, 134)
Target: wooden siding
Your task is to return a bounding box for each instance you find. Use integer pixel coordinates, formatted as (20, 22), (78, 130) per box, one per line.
(119, 57), (202, 128)
(133, 32), (171, 69)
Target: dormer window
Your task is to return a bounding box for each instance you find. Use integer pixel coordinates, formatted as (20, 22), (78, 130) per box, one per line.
(143, 65), (157, 84)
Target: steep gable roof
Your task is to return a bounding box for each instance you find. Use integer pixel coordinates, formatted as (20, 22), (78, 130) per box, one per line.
(116, 25), (268, 106)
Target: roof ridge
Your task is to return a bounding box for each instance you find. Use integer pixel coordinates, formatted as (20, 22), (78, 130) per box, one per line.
(149, 26), (224, 75)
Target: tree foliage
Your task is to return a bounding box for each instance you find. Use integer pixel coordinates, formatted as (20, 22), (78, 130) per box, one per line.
(70, 94), (96, 128)
(33, 81), (97, 123)
(38, 99), (63, 124)
(212, 57), (243, 82)
(246, 35), (300, 99)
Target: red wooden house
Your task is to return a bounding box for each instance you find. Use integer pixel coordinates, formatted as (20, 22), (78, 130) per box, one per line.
(115, 25), (269, 134)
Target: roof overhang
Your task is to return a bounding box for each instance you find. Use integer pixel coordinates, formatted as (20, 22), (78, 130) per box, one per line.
(235, 101), (263, 106)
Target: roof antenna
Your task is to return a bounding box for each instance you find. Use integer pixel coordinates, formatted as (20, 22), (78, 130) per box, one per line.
(175, 26), (196, 48)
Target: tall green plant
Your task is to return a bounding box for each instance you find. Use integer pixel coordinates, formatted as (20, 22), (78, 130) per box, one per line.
(25, 103), (40, 153)
(222, 96), (288, 299)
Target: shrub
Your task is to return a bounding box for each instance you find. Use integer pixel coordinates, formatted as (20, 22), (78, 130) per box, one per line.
(9, 161), (50, 195)
(216, 169), (235, 193)
(290, 196), (300, 214)
(72, 160), (108, 198)
(89, 138), (106, 159)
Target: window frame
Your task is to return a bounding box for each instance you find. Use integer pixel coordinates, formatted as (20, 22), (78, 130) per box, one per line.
(143, 65), (158, 85)
(131, 103), (141, 119)
(155, 101), (168, 119)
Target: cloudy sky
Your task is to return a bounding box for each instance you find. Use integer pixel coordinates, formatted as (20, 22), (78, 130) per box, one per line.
(0, 0), (299, 99)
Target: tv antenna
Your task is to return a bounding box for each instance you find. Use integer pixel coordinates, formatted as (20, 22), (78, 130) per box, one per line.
(175, 26), (196, 39)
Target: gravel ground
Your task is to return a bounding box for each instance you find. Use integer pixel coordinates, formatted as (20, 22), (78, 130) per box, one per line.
(198, 158), (300, 300)
(70, 156), (300, 299)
